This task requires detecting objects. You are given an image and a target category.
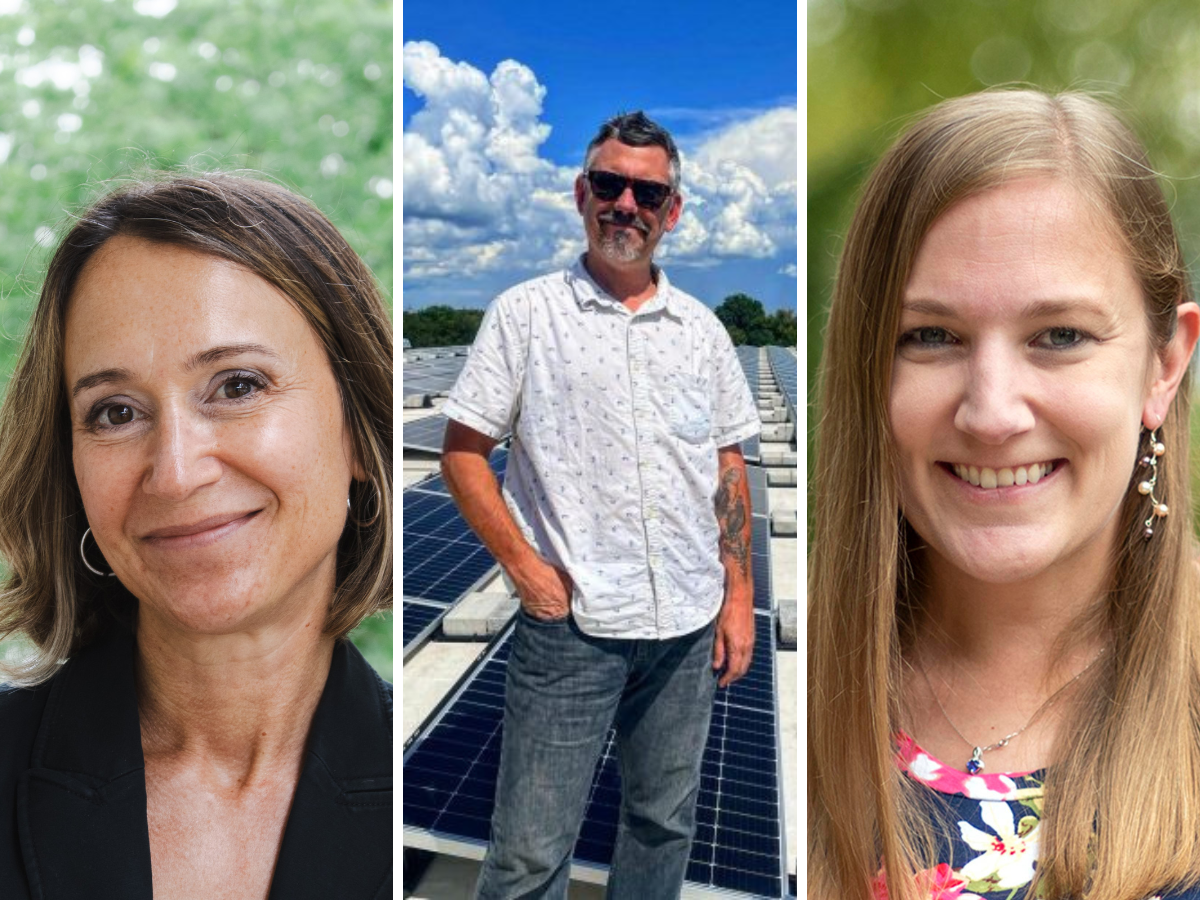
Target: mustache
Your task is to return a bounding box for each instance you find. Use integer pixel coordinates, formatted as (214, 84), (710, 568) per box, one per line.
(597, 211), (650, 235)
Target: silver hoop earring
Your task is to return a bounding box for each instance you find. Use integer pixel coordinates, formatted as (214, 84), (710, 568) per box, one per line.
(348, 475), (382, 528)
(80, 527), (116, 577)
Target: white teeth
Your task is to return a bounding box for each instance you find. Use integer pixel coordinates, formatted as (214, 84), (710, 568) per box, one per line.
(952, 461), (1055, 489)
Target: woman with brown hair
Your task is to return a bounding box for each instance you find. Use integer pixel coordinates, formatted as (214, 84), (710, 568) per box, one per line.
(0, 174), (392, 898)
(809, 90), (1200, 899)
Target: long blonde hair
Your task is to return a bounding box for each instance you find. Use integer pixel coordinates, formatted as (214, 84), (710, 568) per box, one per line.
(809, 89), (1200, 899)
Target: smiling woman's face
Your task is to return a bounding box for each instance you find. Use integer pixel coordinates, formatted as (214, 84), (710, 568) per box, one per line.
(65, 236), (359, 637)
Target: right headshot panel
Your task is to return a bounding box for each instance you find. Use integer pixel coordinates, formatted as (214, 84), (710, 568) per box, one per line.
(809, 4), (1200, 899)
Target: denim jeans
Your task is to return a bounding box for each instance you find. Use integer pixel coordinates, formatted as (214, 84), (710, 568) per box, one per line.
(475, 609), (718, 900)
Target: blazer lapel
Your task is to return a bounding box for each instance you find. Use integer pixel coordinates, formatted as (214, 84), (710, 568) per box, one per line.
(16, 630), (153, 900)
(269, 640), (393, 900)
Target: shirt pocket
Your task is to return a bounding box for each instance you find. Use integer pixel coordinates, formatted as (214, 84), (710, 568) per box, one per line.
(667, 372), (712, 444)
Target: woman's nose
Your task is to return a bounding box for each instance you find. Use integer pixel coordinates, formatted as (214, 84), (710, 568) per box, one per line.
(953, 347), (1036, 444)
(142, 408), (222, 500)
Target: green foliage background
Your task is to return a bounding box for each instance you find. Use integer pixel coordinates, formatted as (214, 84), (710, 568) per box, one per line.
(0, 0), (393, 677)
(403, 294), (796, 351)
(808, 0), (1200, 527)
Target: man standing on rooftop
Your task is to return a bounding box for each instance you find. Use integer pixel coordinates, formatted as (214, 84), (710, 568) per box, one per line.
(441, 110), (761, 899)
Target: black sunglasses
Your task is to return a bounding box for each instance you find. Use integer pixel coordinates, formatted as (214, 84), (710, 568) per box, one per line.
(585, 170), (673, 209)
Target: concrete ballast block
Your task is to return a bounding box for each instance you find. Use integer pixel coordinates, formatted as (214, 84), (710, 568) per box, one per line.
(442, 592), (520, 638)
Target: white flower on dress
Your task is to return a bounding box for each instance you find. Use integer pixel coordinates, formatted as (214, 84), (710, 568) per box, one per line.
(908, 751), (943, 783)
(962, 774), (1020, 800)
(958, 800), (1040, 890)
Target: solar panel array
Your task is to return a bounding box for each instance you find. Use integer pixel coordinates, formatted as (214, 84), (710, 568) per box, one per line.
(402, 449), (510, 657)
(404, 349), (471, 398)
(403, 610), (785, 897)
(765, 347), (797, 427)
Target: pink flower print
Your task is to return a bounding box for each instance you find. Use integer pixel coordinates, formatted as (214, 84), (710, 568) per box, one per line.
(871, 863), (980, 899)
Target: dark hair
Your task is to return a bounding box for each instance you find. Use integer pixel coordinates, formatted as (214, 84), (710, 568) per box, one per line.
(584, 110), (681, 188)
(0, 173), (393, 684)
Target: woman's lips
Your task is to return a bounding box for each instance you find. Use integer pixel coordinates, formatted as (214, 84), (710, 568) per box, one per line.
(141, 510), (261, 549)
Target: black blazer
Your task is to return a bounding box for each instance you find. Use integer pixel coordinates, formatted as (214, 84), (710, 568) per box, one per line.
(0, 628), (392, 899)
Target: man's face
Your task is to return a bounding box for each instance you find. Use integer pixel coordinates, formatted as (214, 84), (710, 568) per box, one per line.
(575, 139), (682, 267)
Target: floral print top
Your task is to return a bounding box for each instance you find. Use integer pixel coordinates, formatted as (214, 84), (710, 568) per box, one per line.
(879, 731), (1200, 900)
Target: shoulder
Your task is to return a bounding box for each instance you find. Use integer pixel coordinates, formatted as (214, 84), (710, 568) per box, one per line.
(492, 269), (574, 310)
(665, 281), (727, 334)
(0, 679), (53, 771)
(0, 678), (53, 894)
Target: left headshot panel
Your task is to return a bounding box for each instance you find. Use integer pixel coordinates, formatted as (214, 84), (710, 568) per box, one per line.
(0, 2), (393, 896)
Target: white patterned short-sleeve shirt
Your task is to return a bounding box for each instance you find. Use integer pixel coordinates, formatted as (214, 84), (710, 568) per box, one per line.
(443, 257), (761, 639)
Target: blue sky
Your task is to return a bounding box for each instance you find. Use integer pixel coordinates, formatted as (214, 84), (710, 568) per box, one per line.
(401, 0), (798, 312)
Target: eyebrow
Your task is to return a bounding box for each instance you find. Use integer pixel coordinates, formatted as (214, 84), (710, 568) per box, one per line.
(901, 297), (1114, 319)
(71, 342), (283, 399)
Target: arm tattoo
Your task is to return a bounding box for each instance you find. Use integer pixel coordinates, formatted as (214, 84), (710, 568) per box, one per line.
(715, 467), (750, 576)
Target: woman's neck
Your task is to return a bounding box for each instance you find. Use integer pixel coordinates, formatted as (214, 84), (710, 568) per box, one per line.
(135, 610), (335, 783)
(904, 549), (1110, 773)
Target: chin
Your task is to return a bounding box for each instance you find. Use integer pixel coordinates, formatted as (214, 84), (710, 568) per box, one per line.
(927, 526), (1073, 586)
(134, 569), (281, 635)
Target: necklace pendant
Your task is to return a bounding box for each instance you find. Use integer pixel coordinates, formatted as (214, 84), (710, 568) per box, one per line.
(966, 747), (984, 775)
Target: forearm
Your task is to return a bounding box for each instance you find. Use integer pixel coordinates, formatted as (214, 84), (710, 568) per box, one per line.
(441, 450), (539, 575)
(714, 446), (753, 605)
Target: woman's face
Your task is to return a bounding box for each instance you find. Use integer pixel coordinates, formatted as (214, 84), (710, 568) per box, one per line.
(890, 177), (1169, 588)
(65, 236), (360, 636)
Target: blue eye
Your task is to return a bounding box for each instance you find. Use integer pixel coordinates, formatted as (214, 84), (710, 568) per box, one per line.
(1035, 327), (1088, 349)
(899, 326), (954, 347)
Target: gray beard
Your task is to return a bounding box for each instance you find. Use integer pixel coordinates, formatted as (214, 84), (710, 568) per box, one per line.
(596, 229), (645, 264)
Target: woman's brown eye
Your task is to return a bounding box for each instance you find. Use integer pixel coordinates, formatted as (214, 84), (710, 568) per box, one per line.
(106, 404), (133, 425)
(223, 380), (253, 398)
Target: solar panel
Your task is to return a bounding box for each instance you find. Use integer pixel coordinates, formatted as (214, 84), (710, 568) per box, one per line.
(404, 351), (471, 398)
(403, 610), (785, 898)
(741, 434), (761, 465)
(747, 464), (768, 518)
(403, 491), (499, 606)
(751, 514), (773, 611)
(403, 414), (451, 453)
(402, 598), (448, 659)
(765, 347), (797, 427)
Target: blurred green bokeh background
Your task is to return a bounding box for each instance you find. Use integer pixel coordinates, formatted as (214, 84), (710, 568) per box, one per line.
(0, 0), (392, 680)
(808, 0), (1200, 534)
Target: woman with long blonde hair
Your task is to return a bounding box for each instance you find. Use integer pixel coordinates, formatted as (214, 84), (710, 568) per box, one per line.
(809, 89), (1200, 899)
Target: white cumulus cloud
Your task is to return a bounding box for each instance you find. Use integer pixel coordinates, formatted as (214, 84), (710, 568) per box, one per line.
(402, 42), (796, 281)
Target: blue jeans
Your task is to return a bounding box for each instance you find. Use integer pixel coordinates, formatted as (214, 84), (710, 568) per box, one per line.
(475, 609), (718, 900)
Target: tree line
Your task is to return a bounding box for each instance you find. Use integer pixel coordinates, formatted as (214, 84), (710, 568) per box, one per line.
(403, 293), (795, 349)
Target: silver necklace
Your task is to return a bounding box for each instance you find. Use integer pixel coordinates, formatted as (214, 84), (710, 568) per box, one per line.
(918, 647), (1106, 775)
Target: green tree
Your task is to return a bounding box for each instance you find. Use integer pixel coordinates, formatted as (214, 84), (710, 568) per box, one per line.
(402, 305), (485, 348)
(715, 293), (775, 346)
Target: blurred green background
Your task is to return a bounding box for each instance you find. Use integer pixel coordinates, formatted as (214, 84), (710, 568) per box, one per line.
(809, 0), (1200, 532)
(0, 0), (393, 680)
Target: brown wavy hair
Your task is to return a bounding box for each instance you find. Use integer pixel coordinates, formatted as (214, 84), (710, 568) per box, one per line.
(0, 173), (393, 685)
(809, 90), (1200, 899)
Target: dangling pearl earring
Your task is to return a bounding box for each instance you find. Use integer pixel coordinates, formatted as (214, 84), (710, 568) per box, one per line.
(1137, 427), (1168, 540)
